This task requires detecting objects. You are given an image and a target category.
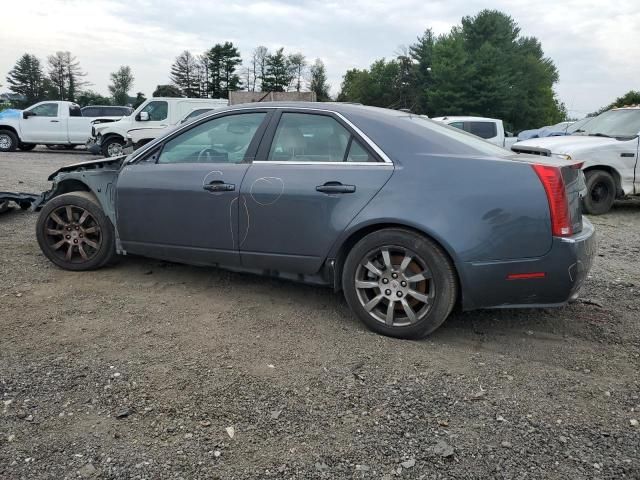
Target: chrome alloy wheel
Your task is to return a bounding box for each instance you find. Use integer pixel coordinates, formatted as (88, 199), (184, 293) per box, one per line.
(354, 246), (434, 327)
(0, 133), (12, 150)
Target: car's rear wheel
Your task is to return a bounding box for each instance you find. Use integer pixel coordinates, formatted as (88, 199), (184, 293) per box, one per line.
(583, 170), (616, 215)
(0, 130), (18, 152)
(342, 229), (457, 339)
(101, 137), (124, 157)
(36, 192), (116, 271)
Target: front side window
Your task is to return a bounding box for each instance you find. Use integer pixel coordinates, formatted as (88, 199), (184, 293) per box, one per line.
(268, 113), (353, 162)
(157, 112), (266, 164)
(140, 101), (168, 121)
(467, 121), (497, 139)
(30, 103), (58, 117)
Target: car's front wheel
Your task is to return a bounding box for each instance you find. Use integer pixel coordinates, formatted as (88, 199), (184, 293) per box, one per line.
(342, 228), (457, 339)
(101, 137), (125, 157)
(36, 192), (116, 271)
(0, 130), (18, 152)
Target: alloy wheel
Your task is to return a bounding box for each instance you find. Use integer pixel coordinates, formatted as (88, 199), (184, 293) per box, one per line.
(0, 134), (12, 150)
(354, 246), (434, 327)
(43, 205), (102, 263)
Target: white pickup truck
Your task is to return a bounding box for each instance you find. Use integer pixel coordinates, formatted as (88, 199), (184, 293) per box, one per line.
(88, 97), (228, 157)
(0, 101), (124, 152)
(432, 116), (518, 149)
(512, 106), (640, 214)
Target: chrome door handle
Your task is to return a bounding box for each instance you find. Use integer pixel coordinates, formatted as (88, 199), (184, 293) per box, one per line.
(316, 182), (356, 194)
(204, 181), (235, 192)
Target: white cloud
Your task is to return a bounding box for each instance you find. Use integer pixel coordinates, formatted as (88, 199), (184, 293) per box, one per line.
(1, 0), (638, 116)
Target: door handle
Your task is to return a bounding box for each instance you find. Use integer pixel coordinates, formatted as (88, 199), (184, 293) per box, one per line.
(203, 180), (235, 192)
(50, 120), (59, 123)
(316, 182), (356, 194)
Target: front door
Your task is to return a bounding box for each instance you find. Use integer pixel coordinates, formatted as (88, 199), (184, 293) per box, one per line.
(20, 102), (67, 143)
(239, 110), (394, 274)
(116, 111), (270, 266)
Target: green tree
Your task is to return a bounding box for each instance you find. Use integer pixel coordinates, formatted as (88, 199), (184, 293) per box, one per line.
(309, 58), (330, 101)
(288, 53), (307, 92)
(47, 51), (88, 102)
(592, 90), (640, 116)
(205, 42), (242, 99)
(108, 66), (134, 105)
(133, 92), (147, 108)
(153, 84), (182, 97)
(76, 90), (111, 106)
(262, 48), (293, 92)
(5, 54), (47, 106)
(409, 29), (435, 114)
(170, 51), (200, 97)
(337, 59), (400, 107)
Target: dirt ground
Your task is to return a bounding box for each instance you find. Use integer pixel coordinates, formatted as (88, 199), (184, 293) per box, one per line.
(1, 147), (639, 479)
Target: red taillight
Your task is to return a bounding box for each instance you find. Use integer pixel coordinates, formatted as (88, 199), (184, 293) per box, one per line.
(532, 164), (573, 237)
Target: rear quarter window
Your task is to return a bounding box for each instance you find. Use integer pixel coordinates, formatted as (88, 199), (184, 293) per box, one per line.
(467, 122), (497, 139)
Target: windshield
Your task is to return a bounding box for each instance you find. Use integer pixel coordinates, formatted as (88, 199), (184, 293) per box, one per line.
(575, 109), (640, 138)
(566, 117), (592, 134)
(406, 116), (510, 156)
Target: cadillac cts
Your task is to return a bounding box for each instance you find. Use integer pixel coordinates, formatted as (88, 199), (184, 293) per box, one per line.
(35, 103), (596, 338)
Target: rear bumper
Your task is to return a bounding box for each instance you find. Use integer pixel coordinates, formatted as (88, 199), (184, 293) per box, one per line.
(460, 217), (597, 310)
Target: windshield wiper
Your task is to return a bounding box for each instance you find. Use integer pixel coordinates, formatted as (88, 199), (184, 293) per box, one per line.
(589, 132), (612, 138)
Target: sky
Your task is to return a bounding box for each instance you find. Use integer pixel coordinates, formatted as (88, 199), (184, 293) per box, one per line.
(1, 0), (638, 117)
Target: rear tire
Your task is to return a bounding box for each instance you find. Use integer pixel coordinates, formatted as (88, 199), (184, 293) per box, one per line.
(342, 228), (457, 339)
(18, 143), (36, 151)
(0, 130), (18, 152)
(583, 170), (616, 215)
(101, 137), (125, 157)
(36, 192), (116, 271)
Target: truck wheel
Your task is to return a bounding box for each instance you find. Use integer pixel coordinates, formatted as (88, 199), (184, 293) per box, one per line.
(0, 130), (18, 152)
(36, 192), (116, 271)
(18, 143), (37, 151)
(101, 137), (125, 157)
(583, 170), (616, 215)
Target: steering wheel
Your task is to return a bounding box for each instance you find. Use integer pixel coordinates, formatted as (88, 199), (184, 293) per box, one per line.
(197, 147), (226, 163)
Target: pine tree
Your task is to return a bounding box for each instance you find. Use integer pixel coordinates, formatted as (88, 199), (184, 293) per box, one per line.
(309, 59), (330, 101)
(205, 42), (242, 99)
(108, 66), (134, 105)
(5, 53), (47, 106)
(170, 51), (200, 97)
(262, 48), (292, 92)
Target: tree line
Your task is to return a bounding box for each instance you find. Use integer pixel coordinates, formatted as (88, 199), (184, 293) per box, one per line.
(337, 10), (568, 132)
(5, 52), (140, 108)
(165, 43), (330, 100)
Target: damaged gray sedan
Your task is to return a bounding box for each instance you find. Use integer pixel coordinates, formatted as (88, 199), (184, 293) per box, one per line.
(36, 102), (596, 338)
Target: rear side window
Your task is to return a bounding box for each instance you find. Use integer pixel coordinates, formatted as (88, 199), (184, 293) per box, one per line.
(467, 121), (497, 139)
(82, 107), (98, 117)
(267, 112), (377, 163)
(183, 109), (212, 123)
(104, 107), (125, 116)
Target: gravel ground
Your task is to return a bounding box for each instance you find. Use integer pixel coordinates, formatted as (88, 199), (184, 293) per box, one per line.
(1, 147), (639, 479)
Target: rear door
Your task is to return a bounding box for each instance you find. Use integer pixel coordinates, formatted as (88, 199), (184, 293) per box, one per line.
(20, 102), (67, 143)
(67, 105), (91, 143)
(116, 110), (271, 266)
(238, 109), (393, 274)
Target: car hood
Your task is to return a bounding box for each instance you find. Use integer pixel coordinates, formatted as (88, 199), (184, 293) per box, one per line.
(0, 108), (21, 119)
(47, 156), (127, 180)
(513, 135), (625, 155)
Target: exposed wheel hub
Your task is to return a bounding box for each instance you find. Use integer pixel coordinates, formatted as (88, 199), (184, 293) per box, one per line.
(380, 271), (410, 300)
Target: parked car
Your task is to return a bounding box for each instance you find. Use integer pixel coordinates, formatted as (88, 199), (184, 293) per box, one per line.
(517, 121), (575, 141)
(432, 116), (517, 148)
(34, 103), (595, 339)
(81, 105), (133, 118)
(512, 106), (640, 214)
(87, 97), (228, 157)
(0, 101), (127, 152)
(123, 107), (217, 153)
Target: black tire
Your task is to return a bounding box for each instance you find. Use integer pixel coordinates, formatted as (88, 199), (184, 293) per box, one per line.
(583, 170), (616, 215)
(342, 228), (457, 339)
(0, 129), (18, 152)
(101, 137), (125, 157)
(36, 192), (116, 271)
(18, 143), (37, 151)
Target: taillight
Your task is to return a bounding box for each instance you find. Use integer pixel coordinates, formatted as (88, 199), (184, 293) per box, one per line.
(532, 164), (573, 237)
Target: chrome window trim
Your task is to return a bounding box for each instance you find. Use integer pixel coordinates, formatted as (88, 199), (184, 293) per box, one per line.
(252, 161), (393, 167)
(128, 105), (394, 165)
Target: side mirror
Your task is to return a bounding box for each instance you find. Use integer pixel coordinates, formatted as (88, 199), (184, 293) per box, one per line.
(22, 111), (35, 119)
(137, 111), (149, 121)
